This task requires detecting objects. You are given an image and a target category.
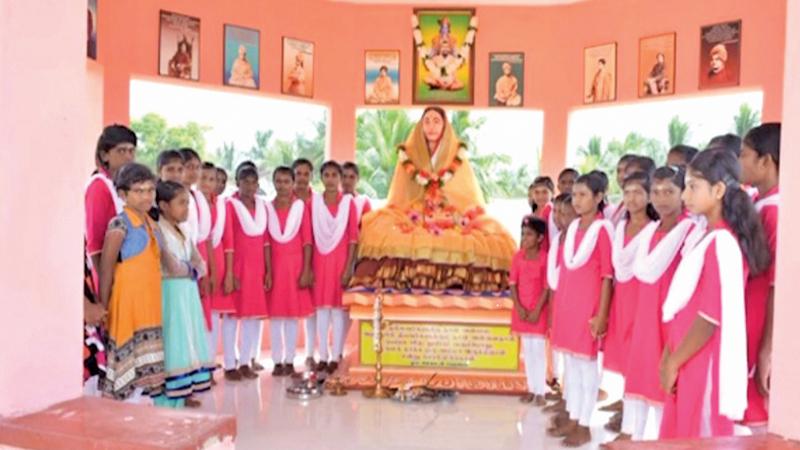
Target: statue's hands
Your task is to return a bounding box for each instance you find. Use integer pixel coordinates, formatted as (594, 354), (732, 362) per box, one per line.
(411, 14), (419, 28)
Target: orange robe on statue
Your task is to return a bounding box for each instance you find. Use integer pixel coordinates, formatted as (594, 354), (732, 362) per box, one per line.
(351, 111), (516, 293)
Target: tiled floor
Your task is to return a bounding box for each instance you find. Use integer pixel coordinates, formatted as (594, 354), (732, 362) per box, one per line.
(196, 355), (628, 450)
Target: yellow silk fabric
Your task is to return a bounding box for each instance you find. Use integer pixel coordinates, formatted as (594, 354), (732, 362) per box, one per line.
(358, 116), (516, 271)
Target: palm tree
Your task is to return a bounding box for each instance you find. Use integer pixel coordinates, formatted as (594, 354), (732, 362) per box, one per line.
(733, 103), (761, 137)
(576, 136), (604, 174)
(211, 142), (236, 173)
(667, 115), (690, 148)
(355, 110), (415, 198)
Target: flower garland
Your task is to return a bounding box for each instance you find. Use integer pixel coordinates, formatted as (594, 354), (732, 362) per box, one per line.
(398, 144), (467, 189)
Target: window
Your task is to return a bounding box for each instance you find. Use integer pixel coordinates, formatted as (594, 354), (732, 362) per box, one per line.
(129, 78), (329, 194)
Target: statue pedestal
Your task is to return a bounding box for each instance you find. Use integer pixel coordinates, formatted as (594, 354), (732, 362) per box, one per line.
(339, 292), (528, 395)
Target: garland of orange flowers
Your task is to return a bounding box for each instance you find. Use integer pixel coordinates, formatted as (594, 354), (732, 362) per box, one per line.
(398, 144), (467, 190)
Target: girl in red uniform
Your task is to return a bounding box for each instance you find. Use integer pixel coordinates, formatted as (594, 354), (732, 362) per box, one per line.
(659, 150), (770, 438)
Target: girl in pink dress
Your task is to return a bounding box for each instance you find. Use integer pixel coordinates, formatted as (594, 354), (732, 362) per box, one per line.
(198, 162), (240, 381)
(545, 193), (578, 424)
(738, 123), (781, 430)
(623, 166), (694, 441)
(659, 150), (770, 439)
(293, 158), (319, 369)
(267, 166), (314, 377)
(603, 172), (658, 441)
(223, 165), (268, 380)
(528, 176), (556, 252)
(511, 215), (550, 406)
(548, 172), (614, 447)
(311, 162), (359, 374)
(84, 125), (136, 387)
(342, 162), (373, 223)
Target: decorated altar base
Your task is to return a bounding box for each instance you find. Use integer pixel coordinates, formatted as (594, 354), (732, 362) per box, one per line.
(340, 292), (529, 395)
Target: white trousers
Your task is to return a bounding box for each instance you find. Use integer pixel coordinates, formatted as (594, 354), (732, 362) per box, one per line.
(304, 313), (317, 358)
(316, 308), (346, 362)
(521, 335), (547, 396)
(622, 397), (663, 440)
(221, 315), (239, 370)
(271, 319), (299, 364)
(239, 319), (261, 368)
(565, 354), (600, 427)
(206, 312), (220, 363)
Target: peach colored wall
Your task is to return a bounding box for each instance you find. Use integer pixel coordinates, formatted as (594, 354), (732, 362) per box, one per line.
(99, 0), (786, 177)
(0, 0), (101, 416)
(769, 0), (800, 439)
(339, 0), (787, 177)
(98, 0), (356, 160)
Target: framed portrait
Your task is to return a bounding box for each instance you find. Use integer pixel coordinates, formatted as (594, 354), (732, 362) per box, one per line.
(224, 25), (260, 89)
(282, 37), (314, 98)
(365, 50), (400, 105)
(158, 10), (200, 81)
(489, 52), (524, 107)
(584, 42), (616, 104)
(412, 8), (476, 105)
(87, 0), (97, 60)
(638, 33), (676, 97)
(699, 20), (741, 90)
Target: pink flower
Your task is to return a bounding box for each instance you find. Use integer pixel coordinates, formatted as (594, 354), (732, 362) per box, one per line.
(408, 210), (421, 223)
(459, 216), (470, 228)
(431, 227), (443, 236)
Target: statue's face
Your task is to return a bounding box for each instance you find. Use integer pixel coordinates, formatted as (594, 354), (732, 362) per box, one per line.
(422, 110), (445, 143)
(502, 63), (512, 75)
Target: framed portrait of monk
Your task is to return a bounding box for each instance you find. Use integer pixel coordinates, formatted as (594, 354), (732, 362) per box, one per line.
(699, 20), (741, 90)
(412, 8), (477, 105)
(223, 25), (260, 90)
(281, 37), (315, 98)
(489, 52), (524, 107)
(158, 10), (200, 81)
(365, 50), (400, 105)
(583, 42), (617, 104)
(638, 33), (676, 98)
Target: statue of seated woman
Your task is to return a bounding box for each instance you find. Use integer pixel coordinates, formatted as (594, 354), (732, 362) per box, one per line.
(350, 106), (516, 294)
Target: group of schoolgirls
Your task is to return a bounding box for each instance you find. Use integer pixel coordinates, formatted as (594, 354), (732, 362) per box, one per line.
(508, 124), (781, 447)
(84, 124), (372, 409)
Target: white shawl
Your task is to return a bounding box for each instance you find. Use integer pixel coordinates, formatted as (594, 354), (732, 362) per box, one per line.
(312, 192), (353, 255)
(353, 194), (370, 221)
(266, 199), (304, 244)
(662, 228), (747, 421)
(547, 230), (561, 290)
(754, 193), (779, 212)
(612, 220), (651, 282)
(563, 218), (614, 270)
(193, 189), (212, 243)
(230, 196), (267, 237)
(85, 172), (123, 214)
(211, 195), (227, 248)
(633, 219), (694, 283)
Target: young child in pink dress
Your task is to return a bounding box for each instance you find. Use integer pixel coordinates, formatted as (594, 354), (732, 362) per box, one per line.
(603, 171), (658, 442)
(311, 161), (359, 374)
(223, 165), (268, 380)
(623, 166), (694, 441)
(267, 166), (314, 376)
(292, 158), (319, 369)
(511, 215), (550, 406)
(528, 176), (556, 252)
(548, 172), (614, 447)
(737, 123), (781, 431)
(659, 149), (770, 439)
